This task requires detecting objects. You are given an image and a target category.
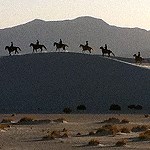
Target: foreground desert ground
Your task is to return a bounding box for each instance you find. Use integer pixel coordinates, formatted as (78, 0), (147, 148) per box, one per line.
(1, 114), (150, 150)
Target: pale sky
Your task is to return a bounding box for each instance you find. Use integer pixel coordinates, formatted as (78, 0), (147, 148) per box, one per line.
(1, 0), (150, 30)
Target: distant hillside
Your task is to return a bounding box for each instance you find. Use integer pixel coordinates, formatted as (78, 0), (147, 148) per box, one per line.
(1, 16), (150, 57)
(0, 52), (150, 113)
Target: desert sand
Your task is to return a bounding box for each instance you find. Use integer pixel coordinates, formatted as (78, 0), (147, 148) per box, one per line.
(0, 114), (150, 150)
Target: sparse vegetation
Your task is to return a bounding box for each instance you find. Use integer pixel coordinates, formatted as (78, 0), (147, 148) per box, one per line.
(18, 116), (35, 123)
(131, 125), (148, 132)
(102, 117), (120, 124)
(0, 124), (10, 130)
(63, 107), (72, 114)
(77, 105), (86, 111)
(53, 118), (67, 123)
(1, 118), (13, 123)
(120, 119), (130, 124)
(115, 139), (127, 147)
(120, 127), (130, 133)
(88, 139), (100, 146)
(139, 130), (150, 140)
(96, 124), (119, 136)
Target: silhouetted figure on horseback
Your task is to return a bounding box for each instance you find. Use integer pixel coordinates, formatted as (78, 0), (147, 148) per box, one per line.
(100, 44), (115, 57)
(133, 52), (143, 64)
(5, 42), (21, 56)
(30, 41), (47, 53)
(79, 41), (93, 53)
(53, 39), (68, 52)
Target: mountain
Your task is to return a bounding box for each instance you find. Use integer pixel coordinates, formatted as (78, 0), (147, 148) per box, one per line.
(0, 52), (150, 113)
(1, 16), (150, 57)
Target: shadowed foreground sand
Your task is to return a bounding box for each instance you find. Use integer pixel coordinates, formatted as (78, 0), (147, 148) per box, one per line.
(0, 114), (150, 150)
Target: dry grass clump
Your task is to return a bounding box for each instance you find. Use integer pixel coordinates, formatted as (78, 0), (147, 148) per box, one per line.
(102, 117), (120, 124)
(120, 127), (130, 133)
(144, 114), (149, 118)
(131, 125), (148, 132)
(96, 124), (119, 136)
(1, 118), (13, 123)
(18, 116), (35, 123)
(89, 131), (95, 136)
(120, 119), (130, 124)
(115, 139), (127, 147)
(53, 118), (67, 123)
(102, 117), (130, 124)
(0, 124), (11, 130)
(88, 139), (100, 146)
(139, 130), (150, 140)
(43, 130), (69, 140)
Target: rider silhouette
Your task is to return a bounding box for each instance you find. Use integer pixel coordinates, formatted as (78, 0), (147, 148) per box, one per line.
(138, 52), (141, 57)
(104, 44), (107, 50)
(59, 39), (63, 46)
(85, 41), (88, 47)
(10, 42), (13, 47)
(36, 40), (39, 45)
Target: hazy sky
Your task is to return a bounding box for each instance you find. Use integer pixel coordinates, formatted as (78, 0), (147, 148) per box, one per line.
(1, 0), (150, 30)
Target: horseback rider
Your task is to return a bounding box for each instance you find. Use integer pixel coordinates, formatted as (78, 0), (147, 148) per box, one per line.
(138, 52), (141, 58)
(85, 41), (88, 47)
(10, 42), (13, 47)
(36, 40), (39, 46)
(59, 39), (62, 45)
(104, 44), (107, 50)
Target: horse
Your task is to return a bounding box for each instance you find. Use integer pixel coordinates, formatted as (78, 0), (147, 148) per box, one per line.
(53, 42), (68, 52)
(100, 46), (115, 57)
(5, 46), (21, 56)
(30, 43), (47, 53)
(133, 54), (143, 64)
(79, 44), (93, 53)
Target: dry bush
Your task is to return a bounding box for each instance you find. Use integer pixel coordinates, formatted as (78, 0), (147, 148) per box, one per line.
(115, 139), (127, 147)
(42, 134), (55, 140)
(139, 130), (150, 140)
(96, 124), (119, 136)
(0, 124), (10, 130)
(18, 117), (35, 123)
(53, 118), (67, 123)
(63, 107), (72, 114)
(51, 130), (61, 138)
(121, 119), (130, 124)
(120, 127), (130, 133)
(1, 118), (13, 123)
(144, 114), (149, 118)
(131, 125), (148, 132)
(102, 117), (120, 124)
(88, 139), (100, 146)
(89, 131), (95, 135)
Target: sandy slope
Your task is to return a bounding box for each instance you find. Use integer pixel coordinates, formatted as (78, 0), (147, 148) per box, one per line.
(0, 52), (150, 114)
(0, 114), (150, 150)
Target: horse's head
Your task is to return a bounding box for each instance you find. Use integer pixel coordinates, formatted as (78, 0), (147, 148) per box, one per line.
(100, 46), (103, 50)
(30, 43), (33, 47)
(5, 46), (9, 50)
(133, 54), (137, 57)
(79, 44), (83, 48)
(53, 42), (57, 46)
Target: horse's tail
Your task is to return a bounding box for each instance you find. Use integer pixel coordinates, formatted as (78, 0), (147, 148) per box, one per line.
(17, 47), (21, 51)
(111, 51), (115, 57)
(43, 45), (47, 50)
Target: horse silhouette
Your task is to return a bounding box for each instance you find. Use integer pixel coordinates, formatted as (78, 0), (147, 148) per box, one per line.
(79, 44), (93, 53)
(100, 46), (115, 57)
(5, 46), (21, 56)
(133, 54), (143, 64)
(53, 42), (68, 52)
(30, 43), (47, 53)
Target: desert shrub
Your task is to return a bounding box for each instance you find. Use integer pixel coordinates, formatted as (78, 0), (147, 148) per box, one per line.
(53, 118), (67, 123)
(42, 134), (55, 140)
(102, 117), (120, 124)
(18, 117), (34, 123)
(131, 125), (148, 132)
(109, 104), (121, 111)
(121, 119), (130, 124)
(0, 124), (10, 130)
(51, 130), (61, 138)
(1, 118), (13, 123)
(96, 124), (119, 136)
(139, 130), (150, 140)
(61, 133), (69, 138)
(144, 114), (149, 118)
(115, 139), (127, 147)
(128, 105), (143, 110)
(77, 105), (86, 111)
(120, 127), (130, 133)
(89, 131), (95, 135)
(76, 132), (81, 136)
(63, 107), (72, 114)
(88, 139), (100, 146)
